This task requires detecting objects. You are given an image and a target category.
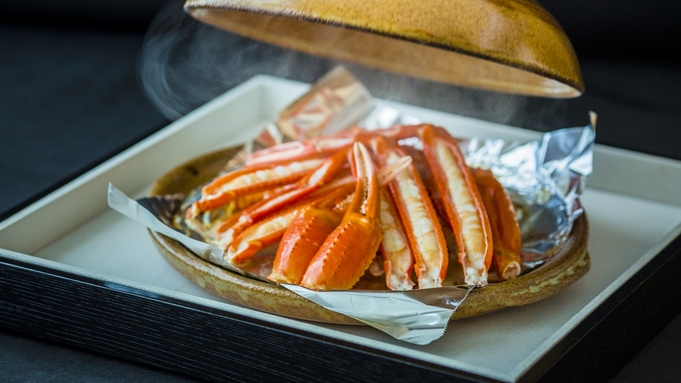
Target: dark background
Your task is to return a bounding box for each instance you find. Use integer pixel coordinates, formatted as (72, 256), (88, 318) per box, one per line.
(1, 1), (680, 381)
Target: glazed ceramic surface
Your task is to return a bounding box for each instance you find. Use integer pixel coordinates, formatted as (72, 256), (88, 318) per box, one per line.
(184, 0), (583, 97)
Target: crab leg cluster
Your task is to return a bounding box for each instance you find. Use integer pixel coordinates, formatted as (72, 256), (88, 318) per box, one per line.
(188, 124), (521, 290)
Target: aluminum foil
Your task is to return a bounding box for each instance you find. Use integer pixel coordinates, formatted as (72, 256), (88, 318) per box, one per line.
(107, 185), (270, 282)
(463, 119), (595, 266)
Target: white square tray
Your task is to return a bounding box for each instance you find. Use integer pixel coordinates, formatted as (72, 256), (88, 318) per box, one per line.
(2, 75), (681, 382)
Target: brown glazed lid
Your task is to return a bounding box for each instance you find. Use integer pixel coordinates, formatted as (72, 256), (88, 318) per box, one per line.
(184, 0), (584, 98)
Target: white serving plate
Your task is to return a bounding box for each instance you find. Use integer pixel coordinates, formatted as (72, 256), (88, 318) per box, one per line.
(1, 75), (680, 382)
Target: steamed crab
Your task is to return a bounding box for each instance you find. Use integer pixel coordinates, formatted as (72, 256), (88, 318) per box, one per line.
(183, 124), (522, 290)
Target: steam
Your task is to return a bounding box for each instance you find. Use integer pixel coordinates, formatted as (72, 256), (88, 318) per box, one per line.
(139, 0), (332, 120)
(139, 0), (567, 128)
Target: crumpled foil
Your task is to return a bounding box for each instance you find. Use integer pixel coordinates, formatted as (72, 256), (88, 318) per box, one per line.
(108, 68), (595, 345)
(463, 119), (595, 266)
(108, 185), (268, 282)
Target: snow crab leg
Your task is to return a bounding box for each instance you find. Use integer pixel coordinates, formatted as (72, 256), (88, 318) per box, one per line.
(420, 125), (493, 286)
(215, 149), (349, 247)
(372, 136), (449, 289)
(377, 186), (415, 290)
(189, 157), (326, 218)
(472, 168), (522, 280)
(245, 127), (363, 166)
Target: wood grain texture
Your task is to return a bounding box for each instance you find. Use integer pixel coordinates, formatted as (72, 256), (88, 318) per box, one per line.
(2, 235), (679, 382)
(0, 257), (484, 382)
(534, 234), (681, 383)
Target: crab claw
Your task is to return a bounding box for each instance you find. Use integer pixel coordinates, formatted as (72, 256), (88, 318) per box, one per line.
(267, 155), (412, 285)
(300, 142), (383, 290)
(268, 204), (344, 285)
(224, 183), (355, 264)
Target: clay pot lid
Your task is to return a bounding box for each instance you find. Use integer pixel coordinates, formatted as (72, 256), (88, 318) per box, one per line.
(184, 0), (584, 98)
